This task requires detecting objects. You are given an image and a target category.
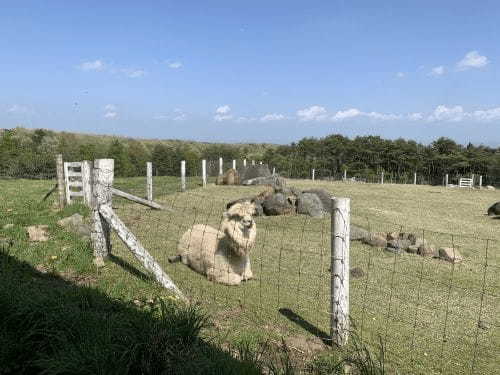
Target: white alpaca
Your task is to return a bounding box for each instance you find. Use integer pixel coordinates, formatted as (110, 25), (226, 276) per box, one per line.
(169, 202), (257, 286)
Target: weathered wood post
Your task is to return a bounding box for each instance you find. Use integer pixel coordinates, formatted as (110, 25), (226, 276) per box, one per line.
(202, 159), (207, 187)
(381, 171), (384, 184)
(91, 159), (114, 266)
(331, 197), (350, 346)
(181, 160), (186, 192)
(445, 174), (449, 187)
(146, 162), (153, 201)
(81, 160), (93, 207)
(343, 169), (347, 182)
(56, 154), (65, 209)
(479, 175), (483, 188)
(243, 159), (247, 167)
(312, 168), (315, 181)
(219, 157), (223, 175)
(414, 172), (417, 185)
(232, 159), (236, 170)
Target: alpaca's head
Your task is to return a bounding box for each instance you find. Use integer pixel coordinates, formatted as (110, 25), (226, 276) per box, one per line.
(222, 202), (257, 256)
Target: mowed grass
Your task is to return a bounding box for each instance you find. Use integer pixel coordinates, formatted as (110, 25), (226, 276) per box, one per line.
(1, 177), (499, 374)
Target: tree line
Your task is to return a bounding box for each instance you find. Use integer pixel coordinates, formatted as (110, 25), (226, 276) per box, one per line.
(1, 128), (499, 186)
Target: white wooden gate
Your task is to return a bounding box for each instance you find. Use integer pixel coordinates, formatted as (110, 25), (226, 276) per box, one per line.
(459, 178), (473, 188)
(63, 161), (92, 205)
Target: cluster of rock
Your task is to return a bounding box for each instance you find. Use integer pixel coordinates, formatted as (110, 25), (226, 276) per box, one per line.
(228, 185), (332, 218)
(216, 165), (286, 187)
(351, 227), (463, 263)
(487, 201), (500, 217)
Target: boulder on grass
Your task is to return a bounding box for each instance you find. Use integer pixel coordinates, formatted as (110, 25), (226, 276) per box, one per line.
(302, 189), (333, 212)
(362, 233), (387, 248)
(487, 202), (500, 216)
(57, 213), (91, 239)
(262, 193), (295, 216)
(438, 247), (463, 263)
(240, 165), (271, 182)
(242, 176), (286, 189)
(26, 225), (49, 242)
(350, 225), (370, 241)
(297, 193), (324, 218)
(417, 244), (436, 257)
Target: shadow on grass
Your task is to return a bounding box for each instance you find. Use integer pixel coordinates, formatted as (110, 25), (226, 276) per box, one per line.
(278, 308), (332, 346)
(109, 253), (153, 282)
(0, 249), (261, 375)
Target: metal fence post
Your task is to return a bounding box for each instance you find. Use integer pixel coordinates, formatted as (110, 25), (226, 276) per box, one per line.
(331, 197), (350, 346)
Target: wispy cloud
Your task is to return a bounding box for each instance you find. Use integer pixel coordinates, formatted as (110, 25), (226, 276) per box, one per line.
(6, 104), (29, 114)
(77, 60), (105, 71)
(331, 108), (401, 122)
(456, 51), (489, 71)
(396, 72), (405, 78)
(103, 104), (117, 119)
(429, 66), (445, 76)
(296, 106), (328, 122)
(120, 68), (146, 78)
(260, 113), (285, 122)
(427, 105), (500, 122)
(214, 105), (233, 121)
(168, 61), (183, 69)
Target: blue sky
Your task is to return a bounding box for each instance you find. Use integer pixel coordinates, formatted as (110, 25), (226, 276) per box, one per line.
(1, 1), (499, 145)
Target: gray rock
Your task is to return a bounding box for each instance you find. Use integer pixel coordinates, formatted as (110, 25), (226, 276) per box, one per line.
(262, 193), (295, 216)
(385, 246), (403, 255)
(26, 225), (49, 242)
(253, 202), (264, 216)
(487, 201), (500, 216)
(239, 165), (271, 182)
(57, 213), (91, 239)
(417, 244), (436, 257)
(302, 189), (333, 212)
(407, 245), (419, 254)
(350, 225), (370, 241)
(297, 193), (324, 218)
(438, 247), (463, 263)
(242, 176), (285, 188)
(362, 233), (387, 248)
(350, 267), (365, 278)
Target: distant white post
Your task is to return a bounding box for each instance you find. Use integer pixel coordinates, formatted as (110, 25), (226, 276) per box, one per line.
(202, 159), (207, 187)
(272, 167), (276, 176)
(471, 174), (475, 186)
(343, 170), (347, 182)
(445, 174), (449, 187)
(81, 160), (93, 207)
(259, 161), (263, 165)
(56, 154), (65, 209)
(381, 171), (384, 184)
(232, 159), (236, 170)
(146, 162), (153, 201)
(413, 172), (417, 185)
(219, 157), (223, 175)
(252, 160), (255, 166)
(479, 175), (483, 188)
(243, 159), (247, 167)
(312, 168), (315, 181)
(331, 197), (350, 346)
(181, 160), (186, 192)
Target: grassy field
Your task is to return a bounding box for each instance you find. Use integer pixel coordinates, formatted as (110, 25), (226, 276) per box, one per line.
(1, 177), (499, 374)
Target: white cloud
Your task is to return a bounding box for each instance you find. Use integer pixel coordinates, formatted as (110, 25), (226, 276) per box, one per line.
(121, 68), (146, 78)
(407, 113), (423, 121)
(396, 72), (405, 78)
(168, 61), (182, 69)
(104, 111), (117, 119)
(216, 105), (231, 114)
(104, 104), (117, 111)
(332, 108), (361, 121)
(427, 105), (465, 122)
(331, 108), (401, 122)
(173, 109), (186, 121)
(471, 107), (500, 121)
(78, 60), (105, 71)
(429, 66), (445, 76)
(214, 105), (232, 121)
(260, 113), (285, 122)
(296, 105), (327, 122)
(7, 104), (29, 114)
(365, 111), (402, 120)
(456, 51), (489, 71)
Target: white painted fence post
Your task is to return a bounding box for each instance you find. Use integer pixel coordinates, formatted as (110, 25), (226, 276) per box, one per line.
(479, 175), (483, 188)
(445, 174), (449, 187)
(243, 159), (247, 167)
(202, 159), (207, 187)
(381, 171), (384, 184)
(81, 160), (93, 207)
(272, 167), (276, 176)
(146, 162), (153, 201)
(219, 157), (223, 176)
(252, 160), (255, 166)
(91, 159), (114, 264)
(232, 159), (236, 170)
(312, 168), (315, 181)
(414, 172), (417, 185)
(331, 197), (350, 346)
(56, 154), (65, 209)
(259, 161), (263, 165)
(181, 160), (186, 192)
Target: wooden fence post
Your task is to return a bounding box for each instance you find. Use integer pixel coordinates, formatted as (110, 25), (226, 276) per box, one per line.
(312, 168), (315, 181)
(331, 197), (350, 346)
(81, 160), (93, 207)
(381, 171), (384, 184)
(272, 167), (276, 176)
(479, 175), (483, 188)
(202, 159), (207, 187)
(91, 159), (114, 265)
(219, 157), (223, 176)
(181, 160), (186, 192)
(445, 174), (449, 187)
(146, 162), (153, 201)
(414, 172), (417, 185)
(56, 154), (65, 209)
(243, 159), (247, 167)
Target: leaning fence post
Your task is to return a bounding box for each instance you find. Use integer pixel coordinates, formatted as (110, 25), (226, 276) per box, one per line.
(202, 159), (207, 187)
(219, 157), (223, 175)
(81, 160), (93, 207)
(56, 154), (65, 209)
(414, 172), (417, 185)
(331, 197), (350, 346)
(181, 160), (186, 192)
(146, 162), (153, 201)
(91, 158), (114, 265)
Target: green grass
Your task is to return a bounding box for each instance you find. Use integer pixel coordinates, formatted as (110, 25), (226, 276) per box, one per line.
(1, 177), (498, 374)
